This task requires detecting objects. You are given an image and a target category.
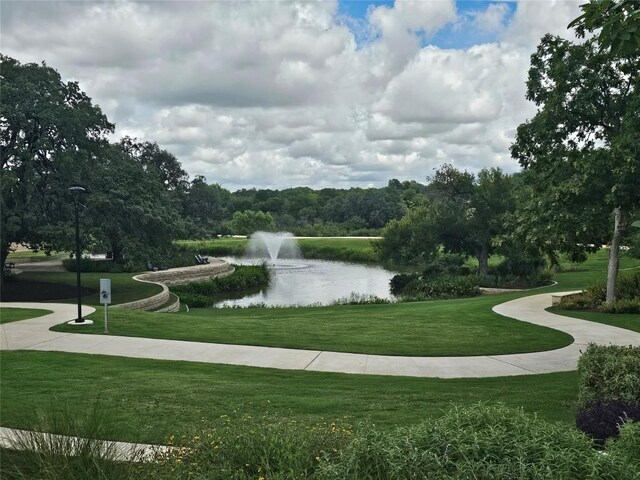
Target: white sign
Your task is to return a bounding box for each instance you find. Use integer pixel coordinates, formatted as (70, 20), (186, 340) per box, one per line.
(100, 278), (111, 305)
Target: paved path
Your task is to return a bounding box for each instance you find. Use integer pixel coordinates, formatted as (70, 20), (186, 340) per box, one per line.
(0, 426), (172, 462)
(1, 294), (639, 378)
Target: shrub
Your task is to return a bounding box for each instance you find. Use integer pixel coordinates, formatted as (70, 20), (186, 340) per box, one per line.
(597, 298), (640, 314)
(562, 271), (640, 311)
(393, 274), (481, 300)
(606, 421), (640, 469)
(422, 253), (468, 277)
(576, 400), (640, 445)
(389, 273), (420, 294)
(146, 415), (352, 479)
(316, 403), (628, 480)
(171, 265), (270, 308)
(577, 344), (640, 409)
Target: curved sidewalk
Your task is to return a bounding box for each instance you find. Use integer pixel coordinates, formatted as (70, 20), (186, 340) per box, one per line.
(1, 293), (639, 378)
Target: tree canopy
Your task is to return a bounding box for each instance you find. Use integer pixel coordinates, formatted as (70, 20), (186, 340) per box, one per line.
(511, 31), (639, 301)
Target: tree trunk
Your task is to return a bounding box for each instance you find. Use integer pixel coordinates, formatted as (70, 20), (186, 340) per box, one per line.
(477, 243), (489, 277)
(606, 207), (623, 304)
(0, 242), (11, 292)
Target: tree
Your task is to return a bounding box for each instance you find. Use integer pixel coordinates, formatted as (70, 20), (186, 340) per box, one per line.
(183, 175), (231, 236)
(376, 207), (439, 264)
(569, 0), (640, 56)
(81, 144), (183, 263)
(229, 210), (275, 235)
(0, 55), (113, 274)
(511, 34), (639, 302)
(426, 165), (516, 275)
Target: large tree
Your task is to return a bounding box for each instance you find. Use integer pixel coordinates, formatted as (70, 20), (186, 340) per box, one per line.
(81, 144), (184, 263)
(0, 55), (113, 273)
(426, 165), (516, 276)
(511, 33), (639, 302)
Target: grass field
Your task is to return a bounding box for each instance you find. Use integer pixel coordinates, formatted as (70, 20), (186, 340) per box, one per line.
(0, 308), (51, 324)
(549, 308), (640, 333)
(53, 293), (573, 356)
(14, 271), (162, 306)
(0, 351), (578, 444)
(2, 247), (638, 445)
(178, 237), (379, 263)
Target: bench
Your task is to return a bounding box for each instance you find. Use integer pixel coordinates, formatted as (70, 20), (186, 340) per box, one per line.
(551, 291), (583, 306)
(3, 262), (15, 275)
(194, 254), (210, 265)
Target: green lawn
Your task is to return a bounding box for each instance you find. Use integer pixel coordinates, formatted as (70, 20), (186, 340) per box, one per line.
(53, 294), (573, 356)
(549, 308), (640, 333)
(16, 271), (162, 306)
(0, 351), (578, 444)
(6, 250), (65, 263)
(0, 308), (51, 324)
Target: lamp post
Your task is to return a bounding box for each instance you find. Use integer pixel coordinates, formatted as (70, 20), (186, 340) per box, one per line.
(69, 186), (86, 323)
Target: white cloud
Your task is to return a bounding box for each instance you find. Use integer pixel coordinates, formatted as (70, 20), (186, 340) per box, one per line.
(0, 0), (586, 189)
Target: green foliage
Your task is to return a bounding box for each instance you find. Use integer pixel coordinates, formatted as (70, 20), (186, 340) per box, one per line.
(2, 402), (138, 480)
(147, 415), (351, 479)
(318, 404), (629, 480)
(0, 55), (113, 271)
(229, 210), (275, 235)
(569, 0), (640, 56)
(171, 265), (270, 307)
(606, 421), (640, 470)
(391, 274), (481, 300)
(562, 271), (640, 312)
(377, 206), (439, 264)
(577, 344), (640, 409)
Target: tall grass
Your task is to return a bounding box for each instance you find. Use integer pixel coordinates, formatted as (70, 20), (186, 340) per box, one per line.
(2, 403), (141, 480)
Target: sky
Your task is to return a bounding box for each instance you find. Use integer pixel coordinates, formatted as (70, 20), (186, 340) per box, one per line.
(1, 0), (584, 190)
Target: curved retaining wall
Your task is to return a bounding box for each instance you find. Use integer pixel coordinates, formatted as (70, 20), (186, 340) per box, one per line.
(113, 259), (233, 311)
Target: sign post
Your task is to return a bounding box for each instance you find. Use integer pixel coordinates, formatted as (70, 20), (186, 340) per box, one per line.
(100, 278), (111, 333)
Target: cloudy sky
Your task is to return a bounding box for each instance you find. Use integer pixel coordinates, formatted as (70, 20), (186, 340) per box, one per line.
(2, 0), (583, 190)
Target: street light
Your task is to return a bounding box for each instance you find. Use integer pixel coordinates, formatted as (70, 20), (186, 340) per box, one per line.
(69, 185), (86, 323)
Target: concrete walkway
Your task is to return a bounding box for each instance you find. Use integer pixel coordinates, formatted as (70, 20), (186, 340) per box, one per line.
(1, 293), (639, 378)
(0, 426), (172, 462)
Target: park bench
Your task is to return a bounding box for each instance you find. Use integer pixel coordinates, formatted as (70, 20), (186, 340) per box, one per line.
(147, 261), (167, 272)
(194, 254), (210, 265)
(3, 262), (15, 275)
(551, 291), (582, 306)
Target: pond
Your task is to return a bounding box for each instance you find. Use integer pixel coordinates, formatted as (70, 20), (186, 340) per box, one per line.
(216, 257), (397, 307)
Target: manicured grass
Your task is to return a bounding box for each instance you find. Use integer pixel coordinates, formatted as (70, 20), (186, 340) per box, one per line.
(0, 351), (578, 444)
(178, 237), (379, 263)
(53, 294), (573, 356)
(16, 271), (162, 306)
(549, 308), (640, 333)
(6, 250), (65, 263)
(0, 308), (51, 324)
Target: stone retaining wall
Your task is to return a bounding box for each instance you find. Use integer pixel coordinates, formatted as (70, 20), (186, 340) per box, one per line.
(114, 259), (233, 311)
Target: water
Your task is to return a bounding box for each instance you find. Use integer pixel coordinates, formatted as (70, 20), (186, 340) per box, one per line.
(216, 257), (397, 307)
(246, 231), (300, 260)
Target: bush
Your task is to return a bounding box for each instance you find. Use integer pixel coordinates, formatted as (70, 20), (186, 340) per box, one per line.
(316, 403), (628, 480)
(606, 421), (640, 469)
(146, 415), (351, 479)
(389, 273), (420, 294)
(576, 400), (640, 445)
(422, 253), (469, 277)
(597, 298), (640, 314)
(171, 265), (270, 308)
(391, 273), (481, 300)
(577, 344), (640, 409)
(562, 271), (640, 311)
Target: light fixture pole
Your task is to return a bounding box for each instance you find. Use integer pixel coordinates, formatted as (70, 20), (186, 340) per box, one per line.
(69, 186), (86, 323)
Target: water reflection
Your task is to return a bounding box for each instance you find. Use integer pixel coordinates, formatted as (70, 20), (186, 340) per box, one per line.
(216, 257), (397, 307)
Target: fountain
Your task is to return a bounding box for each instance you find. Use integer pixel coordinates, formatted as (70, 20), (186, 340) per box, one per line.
(246, 232), (301, 261)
